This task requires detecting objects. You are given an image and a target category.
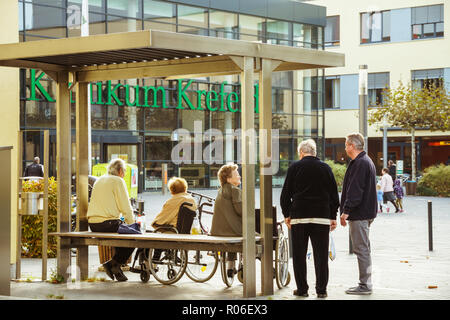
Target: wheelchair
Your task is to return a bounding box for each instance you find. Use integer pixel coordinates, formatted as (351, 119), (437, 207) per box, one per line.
(219, 208), (291, 289)
(187, 191), (291, 289)
(130, 202), (195, 285)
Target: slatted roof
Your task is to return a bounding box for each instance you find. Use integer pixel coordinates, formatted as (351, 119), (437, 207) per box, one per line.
(0, 29), (344, 81)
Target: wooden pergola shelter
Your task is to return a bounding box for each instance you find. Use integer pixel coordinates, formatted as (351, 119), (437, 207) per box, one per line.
(0, 30), (344, 298)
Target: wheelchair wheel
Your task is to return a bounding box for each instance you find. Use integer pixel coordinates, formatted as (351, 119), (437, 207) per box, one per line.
(275, 235), (291, 289)
(148, 248), (187, 285)
(140, 270), (150, 283)
(220, 252), (238, 287)
(185, 250), (219, 283)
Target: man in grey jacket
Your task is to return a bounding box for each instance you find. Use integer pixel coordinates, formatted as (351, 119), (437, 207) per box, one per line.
(340, 133), (377, 295)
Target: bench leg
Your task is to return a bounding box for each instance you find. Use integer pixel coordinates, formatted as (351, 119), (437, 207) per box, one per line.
(77, 247), (89, 281)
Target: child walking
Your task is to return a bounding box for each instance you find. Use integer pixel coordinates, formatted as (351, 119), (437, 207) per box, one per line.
(377, 183), (386, 213)
(393, 179), (404, 213)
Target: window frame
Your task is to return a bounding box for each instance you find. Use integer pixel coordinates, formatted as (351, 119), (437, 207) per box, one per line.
(324, 15), (340, 47)
(411, 4), (444, 40)
(360, 10), (391, 44)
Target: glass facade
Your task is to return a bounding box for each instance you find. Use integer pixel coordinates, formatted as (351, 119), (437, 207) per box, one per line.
(18, 0), (325, 191)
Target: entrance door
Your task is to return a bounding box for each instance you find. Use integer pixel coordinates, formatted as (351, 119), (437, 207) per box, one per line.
(104, 143), (143, 193)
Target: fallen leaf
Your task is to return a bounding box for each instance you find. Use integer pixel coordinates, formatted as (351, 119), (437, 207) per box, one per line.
(400, 260), (409, 263)
(428, 285), (438, 289)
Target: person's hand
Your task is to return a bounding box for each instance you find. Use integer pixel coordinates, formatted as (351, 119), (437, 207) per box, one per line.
(285, 217), (291, 229)
(340, 213), (349, 227)
(330, 219), (337, 232)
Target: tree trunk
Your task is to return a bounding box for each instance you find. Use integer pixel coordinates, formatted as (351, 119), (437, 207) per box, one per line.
(411, 128), (416, 181)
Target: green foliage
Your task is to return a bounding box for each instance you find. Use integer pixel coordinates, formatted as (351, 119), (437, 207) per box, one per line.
(368, 80), (450, 132)
(21, 177), (58, 258)
(418, 164), (450, 197)
(325, 160), (347, 192)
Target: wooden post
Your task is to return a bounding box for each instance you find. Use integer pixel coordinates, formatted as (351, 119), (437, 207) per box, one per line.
(259, 59), (280, 295)
(75, 82), (90, 280)
(239, 56), (257, 298)
(42, 130), (49, 280)
(15, 131), (22, 279)
(56, 72), (72, 281)
(0, 146), (12, 296)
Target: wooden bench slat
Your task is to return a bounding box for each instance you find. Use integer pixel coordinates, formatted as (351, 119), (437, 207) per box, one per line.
(50, 231), (260, 244)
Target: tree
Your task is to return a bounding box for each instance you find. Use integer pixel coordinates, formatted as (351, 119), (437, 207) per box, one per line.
(368, 80), (450, 181)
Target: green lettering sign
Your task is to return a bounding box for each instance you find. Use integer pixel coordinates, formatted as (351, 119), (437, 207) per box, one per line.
(29, 69), (56, 102)
(26, 69), (261, 114)
(105, 80), (123, 106)
(177, 79), (196, 110)
(142, 85), (166, 108)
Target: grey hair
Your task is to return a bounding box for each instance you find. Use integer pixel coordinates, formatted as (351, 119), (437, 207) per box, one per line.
(297, 139), (317, 156)
(346, 133), (364, 151)
(107, 158), (126, 176)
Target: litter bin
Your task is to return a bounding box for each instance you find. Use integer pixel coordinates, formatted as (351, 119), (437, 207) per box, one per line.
(21, 192), (43, 215)
(405, 181), (417, 195)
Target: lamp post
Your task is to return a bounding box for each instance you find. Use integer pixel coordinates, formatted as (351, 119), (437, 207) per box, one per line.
(383, 114), (388, 169)
(349, 65), (368, 255)
(358, 65), (368, 152)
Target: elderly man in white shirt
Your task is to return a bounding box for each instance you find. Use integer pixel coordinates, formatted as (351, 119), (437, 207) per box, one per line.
(380, 168), (399, 213)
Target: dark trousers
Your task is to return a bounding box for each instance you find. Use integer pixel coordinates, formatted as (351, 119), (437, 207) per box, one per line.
(291, 223), (329, 294)
(89, 219), (135, 265)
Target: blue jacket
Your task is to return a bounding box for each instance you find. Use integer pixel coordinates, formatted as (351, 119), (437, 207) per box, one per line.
(340, 151), (378, 220)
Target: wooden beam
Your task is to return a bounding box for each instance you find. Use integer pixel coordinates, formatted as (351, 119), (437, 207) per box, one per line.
(76, 57), (241, 82)
(56, 71), (71, 282)
(238, 56), (257, 298)
(149, 30), (345, 68)
(75, 82), (89, 280)
(259, 59), (281, 296)
(42, 130), (49, 281)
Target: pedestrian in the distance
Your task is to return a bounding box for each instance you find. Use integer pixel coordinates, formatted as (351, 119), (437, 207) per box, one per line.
(388, 160), (397, 182)
(380, 168), (399, 213)
(340, 133), (377, 295)
(393, 179), (404, 213)
(280, 139), (339, 299)
(24, 156), (44, 178)
(376, 183), (385, 213)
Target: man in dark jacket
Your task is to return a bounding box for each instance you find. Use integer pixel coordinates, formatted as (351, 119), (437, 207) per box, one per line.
(340, 133), (377, 295)
(280, 139), (339, 298)
(24, 157), (44, 177)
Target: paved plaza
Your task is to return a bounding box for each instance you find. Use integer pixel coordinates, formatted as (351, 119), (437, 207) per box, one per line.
(4, 190), (450, 301)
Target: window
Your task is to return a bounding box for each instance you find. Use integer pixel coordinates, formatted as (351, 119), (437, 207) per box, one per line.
(177, 4), (208, 36)
(361, 10), (390, 43)
(143, 0), (176, 32)
(325, 76), (340, 109)
(412, 69), (444, 89)
(368, 73), (389, 106)
(412, 4), (444, 39)
(325, 16), (339, 46)
(239, 14), (265, 42)
(209, 10), (238, 39)
(266, 20), (290, 46)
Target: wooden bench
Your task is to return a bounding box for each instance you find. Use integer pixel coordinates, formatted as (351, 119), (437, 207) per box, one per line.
(51, 231), (261, 253)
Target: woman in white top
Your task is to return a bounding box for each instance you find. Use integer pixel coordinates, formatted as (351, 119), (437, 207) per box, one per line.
(380, 168), (399, 213)
(87, 158), (135, 281)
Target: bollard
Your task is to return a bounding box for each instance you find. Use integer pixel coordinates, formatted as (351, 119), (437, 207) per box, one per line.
(428, 201), (433, 251)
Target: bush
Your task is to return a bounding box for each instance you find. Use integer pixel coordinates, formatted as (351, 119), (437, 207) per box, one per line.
(417, 164), (450, 197)
(325, 160), (347, 192)
(21, 177), (58, 258)
(416, 184), (439, 197)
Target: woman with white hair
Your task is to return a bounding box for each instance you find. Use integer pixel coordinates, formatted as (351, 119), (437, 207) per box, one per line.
(87, 158), (135, 282)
